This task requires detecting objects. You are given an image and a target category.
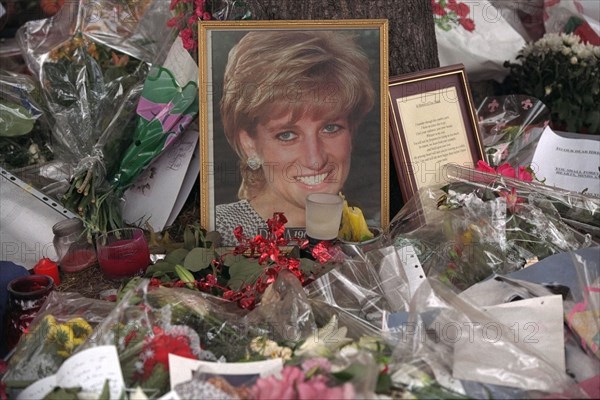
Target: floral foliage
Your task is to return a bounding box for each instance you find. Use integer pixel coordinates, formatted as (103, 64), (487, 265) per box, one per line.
(505, 33), (600, 134)
(206, 213), (314, 309)
(431, 0), (475, 32)
(167, 0), (251, 58)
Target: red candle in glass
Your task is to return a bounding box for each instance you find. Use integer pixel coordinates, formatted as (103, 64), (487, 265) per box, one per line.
(32, 257), (61, 286)
(96, 228), (150, 280)
(5, 274), (54, 351)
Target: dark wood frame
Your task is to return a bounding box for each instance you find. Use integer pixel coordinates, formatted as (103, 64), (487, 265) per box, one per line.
(388, 64), (484, 203)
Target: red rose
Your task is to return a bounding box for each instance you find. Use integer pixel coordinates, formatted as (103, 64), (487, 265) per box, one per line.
(459, 17), (475, 31)
(448, 2), (470, 17)
(432, 3), (446, 16)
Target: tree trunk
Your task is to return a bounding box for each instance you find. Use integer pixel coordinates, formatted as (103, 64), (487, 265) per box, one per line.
(243, 0), (439, 218)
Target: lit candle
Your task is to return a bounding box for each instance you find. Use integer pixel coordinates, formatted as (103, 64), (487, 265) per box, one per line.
(33, 257), (61, 286)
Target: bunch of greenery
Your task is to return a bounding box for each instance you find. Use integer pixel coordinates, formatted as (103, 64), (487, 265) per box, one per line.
(504, 33), (600, 134)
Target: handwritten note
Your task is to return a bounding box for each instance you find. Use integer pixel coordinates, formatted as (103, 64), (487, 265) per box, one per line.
(122, 126), (200, 232)
(18, 346), (125, 399)
(163, 36), (199, 85)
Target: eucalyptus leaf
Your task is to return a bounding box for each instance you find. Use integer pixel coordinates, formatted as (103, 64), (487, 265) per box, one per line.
(183, 227), (197, 250)
(145, 260), (177, 276)
(183, 247), (215, 272)
(164, 248), (190, 264)
(226, 255), (263, 290)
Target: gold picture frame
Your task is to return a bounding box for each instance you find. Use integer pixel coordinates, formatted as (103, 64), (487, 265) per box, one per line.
(198, 20), (389, 241)
(388, 64), (484, 202)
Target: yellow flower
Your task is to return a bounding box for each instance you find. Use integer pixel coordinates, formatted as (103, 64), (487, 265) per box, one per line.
(67, 317), (93, 338)
(54, 324), (74, 346)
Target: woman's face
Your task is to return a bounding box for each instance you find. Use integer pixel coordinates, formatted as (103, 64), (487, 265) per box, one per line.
(241, 110), (352, 212)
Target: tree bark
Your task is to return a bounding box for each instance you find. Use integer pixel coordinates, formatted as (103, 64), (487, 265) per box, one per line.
(243, 0), (438, 76)
(242, 0), (439, 218)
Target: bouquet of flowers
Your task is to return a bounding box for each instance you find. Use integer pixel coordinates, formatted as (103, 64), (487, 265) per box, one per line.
(167, 0), (251, 59)
(0, 71), (53, 170)
(144, 213), (337, 311)
(389, 162), (593, 291)
(504, 32), (600, 134)
(2, 292), (115, 394)
(76, 279), (264, 397)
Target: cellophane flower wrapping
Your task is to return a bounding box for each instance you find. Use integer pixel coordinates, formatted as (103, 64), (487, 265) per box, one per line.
(387, 278), (589, 399)
(477, 95), (551, 168)
(76, 278), (261, 397)
(2, 292), (115, 393)
(388, 164), (594, 292)
(305, 244), (413, 332)
(0, 71), (53, 171)
(567, 251), (600, 359)
(14, 0), (174, 232)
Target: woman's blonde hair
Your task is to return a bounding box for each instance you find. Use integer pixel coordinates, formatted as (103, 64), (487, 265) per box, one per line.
(221, 30), (375, 199)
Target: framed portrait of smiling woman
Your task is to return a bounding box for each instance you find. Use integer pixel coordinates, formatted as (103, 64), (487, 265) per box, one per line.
(198, 19), (389, 246)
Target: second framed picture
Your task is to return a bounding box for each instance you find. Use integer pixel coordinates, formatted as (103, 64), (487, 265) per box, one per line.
(198, 19), (389, 245)
(388, 64), (484, 203)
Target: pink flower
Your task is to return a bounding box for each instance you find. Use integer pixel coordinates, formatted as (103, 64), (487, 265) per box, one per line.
(301, 357), (331, 373)
(476, 160), (496, 174)
(496, 163), (517, 179)
(251, 365), (355, 400)
(252, 366), (304, 399)
(517, 166), (534, 182)
(499, 187), (525, 213)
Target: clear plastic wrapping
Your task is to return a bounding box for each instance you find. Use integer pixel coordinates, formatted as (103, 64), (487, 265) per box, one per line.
(2, 291), (115, 392)
(477, 95), (551, 168)
(389, 164), (594, 292)
(0, 70), (53, 170)
(388, 278), (589, 398)
(13, 0), (175, 233)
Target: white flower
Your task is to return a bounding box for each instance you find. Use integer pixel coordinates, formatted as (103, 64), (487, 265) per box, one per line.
(561, 46), (571, 56)
(570, 56), (578, 64)
(295, 315), (352, 358)
(545, 86), (553, 96)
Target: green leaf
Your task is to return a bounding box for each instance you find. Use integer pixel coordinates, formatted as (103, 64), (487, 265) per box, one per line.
(165, 248), (189, 264)
(226, 255), (264, 290)
(183, 226), (197, 250)
(183, 247), (215, 272)
(145, 260), (177, 276)
(0, 100), (36, 137)
(98, 380), (110, 400)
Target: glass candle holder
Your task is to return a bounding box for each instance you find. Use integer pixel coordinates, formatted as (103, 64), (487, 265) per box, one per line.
(96, 227), (150, 280)
(305, 193), (344, 241)
(5, 274), (54, 352)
